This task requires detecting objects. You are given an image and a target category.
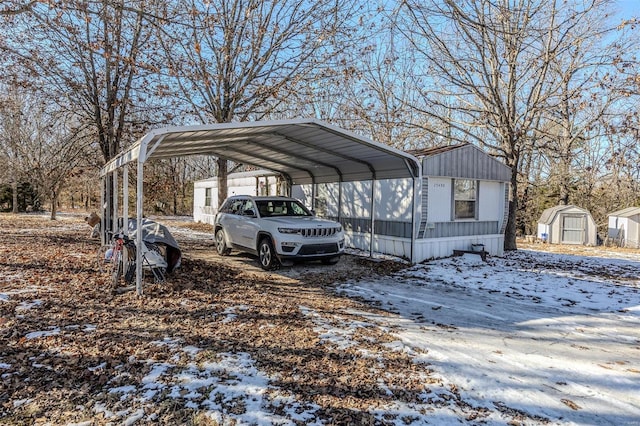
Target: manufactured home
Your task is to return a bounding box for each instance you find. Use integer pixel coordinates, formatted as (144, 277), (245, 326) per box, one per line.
(607, 207), (640, 248)
(290, 143), (511, 260)
(537, 205), (597, 245)
(195, 143), (511, 262)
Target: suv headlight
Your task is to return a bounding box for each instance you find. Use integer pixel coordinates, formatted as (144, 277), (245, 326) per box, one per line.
(278, 227), (301, 234)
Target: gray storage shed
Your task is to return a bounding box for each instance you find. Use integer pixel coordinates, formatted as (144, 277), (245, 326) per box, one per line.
(607, 207), (640, 248)
(537, 205), (597, 245)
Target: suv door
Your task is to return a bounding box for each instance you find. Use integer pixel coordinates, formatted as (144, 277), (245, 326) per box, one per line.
(221, 198), (246, 247)
(235, 199), (261, 250)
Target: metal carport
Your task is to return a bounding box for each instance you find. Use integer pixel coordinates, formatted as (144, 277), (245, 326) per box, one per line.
(100, 119), (421, 294)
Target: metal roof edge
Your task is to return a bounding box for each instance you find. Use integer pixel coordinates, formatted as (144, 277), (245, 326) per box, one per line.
(609, 206), (640, 217)
(152, 118), (321, 135)
(302, 120), (422, 178)
(100, 118), (423, 179)
(99, 128), (166, 177)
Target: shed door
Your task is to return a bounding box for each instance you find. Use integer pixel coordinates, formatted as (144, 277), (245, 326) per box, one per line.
(561, 215), (585, 244)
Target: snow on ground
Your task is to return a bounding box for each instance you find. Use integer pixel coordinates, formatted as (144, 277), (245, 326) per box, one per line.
(70, 247), (640, 424)
(336, 249), (640, 425)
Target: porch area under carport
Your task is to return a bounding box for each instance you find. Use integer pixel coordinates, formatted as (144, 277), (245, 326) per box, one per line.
(99, 119), (422, 295)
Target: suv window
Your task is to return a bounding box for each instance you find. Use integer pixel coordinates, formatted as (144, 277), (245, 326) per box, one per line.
(241, 200), (255, 215)
(256, 199), (312, 217)
(289, 201), (309, 216)
(220, 198), (246, 215)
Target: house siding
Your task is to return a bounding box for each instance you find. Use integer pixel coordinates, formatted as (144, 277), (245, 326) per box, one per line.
(422, 145), (511, 181)
(422, 221), (499, 238)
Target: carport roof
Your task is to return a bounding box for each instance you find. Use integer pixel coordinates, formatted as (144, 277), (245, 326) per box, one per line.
(101, 119), (421, 184)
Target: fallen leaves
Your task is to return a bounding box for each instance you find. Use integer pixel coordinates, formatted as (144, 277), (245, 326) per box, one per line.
(0, 214), (451, 424)
(561, 398), (582, 410)
(0, 214), (565, 425)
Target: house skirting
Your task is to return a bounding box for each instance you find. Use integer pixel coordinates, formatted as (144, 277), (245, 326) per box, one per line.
(345, 231), (505, 263)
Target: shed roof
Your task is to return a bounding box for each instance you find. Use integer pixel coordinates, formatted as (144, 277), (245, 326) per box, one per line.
(538, 205), (592, 225)
(609, 207), (640, 218)
(101, 119), (421, 185)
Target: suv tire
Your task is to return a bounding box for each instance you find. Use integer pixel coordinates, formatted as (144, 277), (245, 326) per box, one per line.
(215, 228), (231, 256)
(258, 237), (278, 270)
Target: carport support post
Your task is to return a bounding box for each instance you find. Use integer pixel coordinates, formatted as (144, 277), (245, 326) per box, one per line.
(104, 175), (111, 240)
(410, 176), (418, 264)
(100, 176), (106, 245)
(338, 182), (342, 224)
(112, 170), (118, 233)
(370, 179), (376, 258)
(123, 164), (129, 232)
(135, 157), (144, 296)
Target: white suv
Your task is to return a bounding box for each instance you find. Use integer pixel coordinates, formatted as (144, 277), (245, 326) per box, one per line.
(213, 195), (345, 270)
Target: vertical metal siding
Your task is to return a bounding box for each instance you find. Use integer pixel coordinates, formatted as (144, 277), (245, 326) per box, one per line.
(422, 145), (510, 181)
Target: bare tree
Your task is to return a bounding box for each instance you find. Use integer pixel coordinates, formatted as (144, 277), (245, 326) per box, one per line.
(340, 22), (436, 150)
(0, 0), (169, 223)
(0, 1), (38, 16)
(534, 5), (637, 207)
(0, 89), (29, 213)
(397, 0), (617, 249)
(158, 0), (361, 206)
(0, 90), (91, 219)
(1, 1), (167, 161)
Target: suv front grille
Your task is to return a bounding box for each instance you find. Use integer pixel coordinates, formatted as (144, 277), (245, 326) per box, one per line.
(298, 243), (340, 255)
(300, 227), (341, 237)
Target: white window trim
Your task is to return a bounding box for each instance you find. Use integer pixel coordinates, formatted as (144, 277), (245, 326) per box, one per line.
(452, 178), (478, 221)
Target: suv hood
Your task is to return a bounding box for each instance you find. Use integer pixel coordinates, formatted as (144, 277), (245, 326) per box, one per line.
(263, 217), (340, 227)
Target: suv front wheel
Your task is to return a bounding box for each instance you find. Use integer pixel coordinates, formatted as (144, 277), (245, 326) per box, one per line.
(258, 237), (279, 270)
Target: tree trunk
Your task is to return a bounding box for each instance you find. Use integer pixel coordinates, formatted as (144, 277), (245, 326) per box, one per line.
(50, 190), (58, 220)
(504, 154), (518, 250)
(173, 186), (178, 216)
(558, 154), (571, 205)
(12, 180), (18, 213)
(504, 160), (519, 251)
(217, 158), (228, 208)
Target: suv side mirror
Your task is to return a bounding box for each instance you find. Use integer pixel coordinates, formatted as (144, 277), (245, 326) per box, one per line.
(242, 208), (257, 217)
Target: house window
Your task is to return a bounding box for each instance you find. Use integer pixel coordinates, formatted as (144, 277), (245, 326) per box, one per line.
(205, 188), (212, 207)
(454, 179), (476, 220)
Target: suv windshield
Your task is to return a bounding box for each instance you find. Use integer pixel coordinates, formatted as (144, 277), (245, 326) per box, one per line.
(256, 199), (312, 218)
